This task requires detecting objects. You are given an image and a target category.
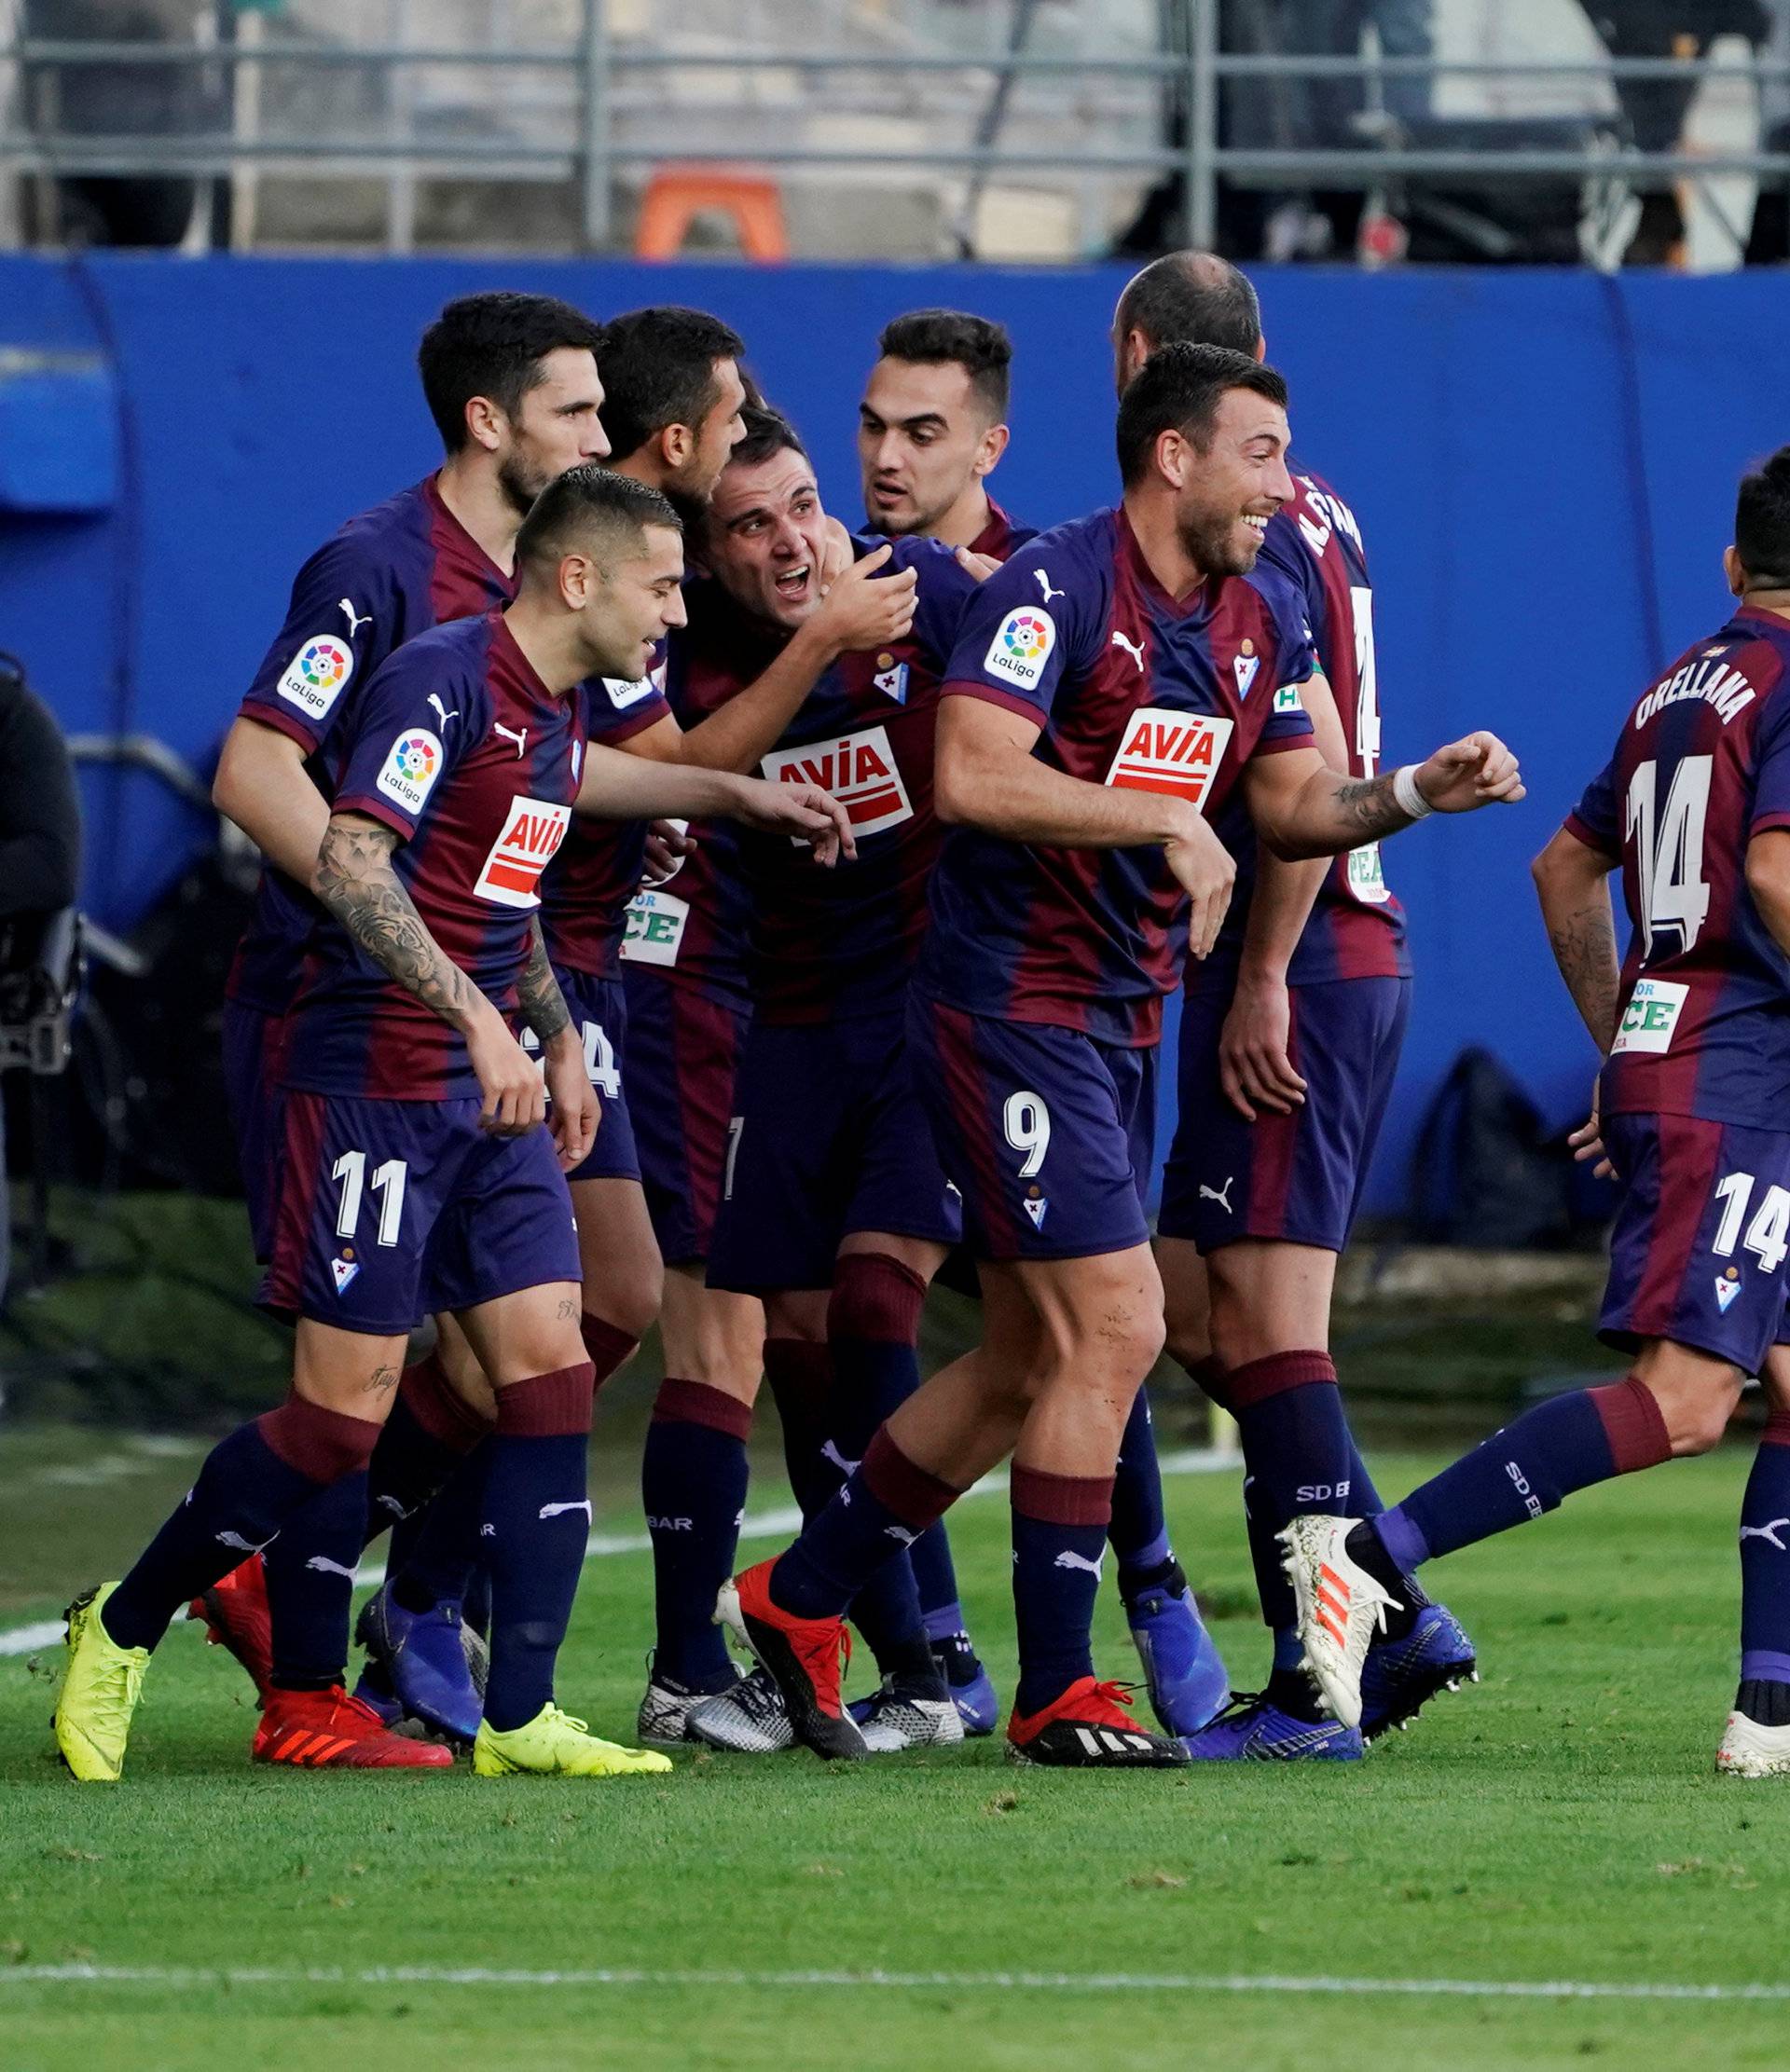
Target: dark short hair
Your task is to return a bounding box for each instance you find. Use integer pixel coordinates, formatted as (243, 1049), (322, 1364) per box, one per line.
(417, 291), (605, 452)
(515, 464), (682, 573)
(1736, 446), (1790, 587)
(594, 306), (747, 463)
(1116, 254), (1262, 361)
(1115, 342), (1288, 487)
(876, 307), (1012, 420)
(730, 401), (808, 472)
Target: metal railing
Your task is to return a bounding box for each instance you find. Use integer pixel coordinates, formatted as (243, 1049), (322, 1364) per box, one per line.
(5, 4), (1790, 254)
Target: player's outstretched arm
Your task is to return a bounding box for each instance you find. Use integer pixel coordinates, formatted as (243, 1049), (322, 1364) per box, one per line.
(1533, 826), (1621, 1052)
(313, 811), (544, 1137)
(934, 694), (1236, 957)
(630, 546), (921, 775)
(575, 747), (856, 864)
(213, 716), (332, 882)
(517, 917), (599, 1171)
(1246, 730), (1525, 862)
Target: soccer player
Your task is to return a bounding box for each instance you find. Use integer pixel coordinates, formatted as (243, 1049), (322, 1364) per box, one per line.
(857, 308), (1227, 1738)
(647, 402), (988, 1755)
(200, 290), (609, 1750)
(1281, 450), (1790, 1771)
(52, 465), (855, 1782)
(720, 343), (1522, 1765)
(1120, 253), (1476, 1759)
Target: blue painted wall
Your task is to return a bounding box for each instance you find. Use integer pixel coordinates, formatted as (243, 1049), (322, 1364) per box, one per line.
(1, 254), (1780, 1213)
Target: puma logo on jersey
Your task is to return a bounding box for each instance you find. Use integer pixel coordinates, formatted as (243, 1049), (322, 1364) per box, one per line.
(1109, 629), (1146, 672)
(1741, 1518), (1790, 1550)
(493, 721), (528, 757)
(427, 693), (460, 727)
(1034, 569), (1066, 604)
(1053, 1548), (1105, 1577)
(539, 1500), (593, 1522)
(1199, 1177), (1235, 1213)
(1104, 708), (1235, 811)
(475, 795), (572, 909)
(338, 597), (373, 638)
(761, 723), (912, 837)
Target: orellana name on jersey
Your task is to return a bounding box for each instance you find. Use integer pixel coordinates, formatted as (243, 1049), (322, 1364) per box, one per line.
(760, 723), (913, 836)
(1103, 709), (1235, 813)
(475, 796), (573, 908)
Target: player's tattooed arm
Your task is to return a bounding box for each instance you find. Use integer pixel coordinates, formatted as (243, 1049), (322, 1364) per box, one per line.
(312, 812), (478, 1029)
(1250, 732), (1525, 859)
(516, 918), (572, 1047)
(1533, 825), (1621, 1051)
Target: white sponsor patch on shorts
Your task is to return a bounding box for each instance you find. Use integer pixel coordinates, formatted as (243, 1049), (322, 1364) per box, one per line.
(621, 886), (691, 967)
(1610, 976), (1688, 1056)
(277, 634), (354, 720)
(474, 795), (572, 908)
(761, 723), (912, 837)
(1103, 708), (1234, 812)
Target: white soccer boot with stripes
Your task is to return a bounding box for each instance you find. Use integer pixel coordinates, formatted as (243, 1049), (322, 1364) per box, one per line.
(687, 1663), (795, 1754)
(1717, 1709), (1790, 1778)
(1279, 1515), (1399, 1731)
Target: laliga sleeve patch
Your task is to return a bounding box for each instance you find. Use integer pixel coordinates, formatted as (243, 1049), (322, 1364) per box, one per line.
(982, 606), (1056, 690)
(603, 674), (659, 710)
(374, 727), (445, 815)
(277, 634), (355, 720)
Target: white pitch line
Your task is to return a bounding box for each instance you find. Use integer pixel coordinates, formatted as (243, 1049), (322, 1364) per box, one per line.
(0, 1447), (1240, 1658)
(0, 1963), (1786, 2003)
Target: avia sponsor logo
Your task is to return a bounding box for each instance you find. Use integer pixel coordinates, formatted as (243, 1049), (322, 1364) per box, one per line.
(474, 795), (572, 909)
(1103, 708), (1234, 812)
(760, 723), (912, 836)
(1610, 975), (1688, 1057)
(277, 633), (355, 719)
(1634, 654), (1757, 730)
(620, 885), (690, 967)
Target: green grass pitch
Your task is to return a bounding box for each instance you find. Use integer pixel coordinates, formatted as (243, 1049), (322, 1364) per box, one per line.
(5, 1435), (1790, 2069)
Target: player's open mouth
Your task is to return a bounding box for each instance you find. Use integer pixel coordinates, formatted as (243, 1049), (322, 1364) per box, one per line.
(869, 482), (907, 510)
(1243, 513), (1270, 537)
(773, 563), (812, 602)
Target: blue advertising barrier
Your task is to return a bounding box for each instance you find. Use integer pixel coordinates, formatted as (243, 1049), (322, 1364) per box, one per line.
(1, 253), (1782, 1213)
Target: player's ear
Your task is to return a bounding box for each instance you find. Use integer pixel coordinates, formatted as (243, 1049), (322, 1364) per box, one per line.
(660, 421), (693, 473)
(1724, 543), (1746, 597)
(973, 422), (1010, 478)
(1154, 425), (1188, 490)
(464, 393), (505, 456)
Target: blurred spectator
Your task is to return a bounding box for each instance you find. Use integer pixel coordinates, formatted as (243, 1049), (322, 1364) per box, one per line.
(1744, 0), (1790, 260)
(0, 656), (81, 1308)
(1585, 1), (1769, 264)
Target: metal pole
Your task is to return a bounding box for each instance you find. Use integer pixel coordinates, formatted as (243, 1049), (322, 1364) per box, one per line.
(1186, 0), (1218, 249)
(580, 0), (611, 254)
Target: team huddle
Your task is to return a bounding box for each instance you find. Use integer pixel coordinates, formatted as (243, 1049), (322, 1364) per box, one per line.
(47, 251), (1790, 1784)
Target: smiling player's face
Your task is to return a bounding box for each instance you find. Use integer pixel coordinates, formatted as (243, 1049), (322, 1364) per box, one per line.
(497, 348), (610, 515)
(578, 523), (686, 680)
(704, 447), (833, 631)
(1171, 388), (1294, 580)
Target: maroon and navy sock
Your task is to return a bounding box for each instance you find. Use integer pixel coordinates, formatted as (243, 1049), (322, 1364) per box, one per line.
(1110, 1386), (1177, 1604)
(388, 1445), (490, 1615)
(1011, 1464), (1114, 1718)
(764, 1338), (836, 1520)
(1363, 1377), (1672, 1591)
(363, 1354), (491, 1539)
(1738, 1411), (1790, 1715)
(103, 1393), (381, 1653)
(264, 1469), (368, 1691)
(1228, 1350), (1354, 1637)
(768, 1428), (961, 1622)
(642, 1376), (752, 1693)
(480, 1362), (596, 1734)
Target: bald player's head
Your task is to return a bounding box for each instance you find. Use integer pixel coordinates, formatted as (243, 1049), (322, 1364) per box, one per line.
(1112, 254), (1264, 395)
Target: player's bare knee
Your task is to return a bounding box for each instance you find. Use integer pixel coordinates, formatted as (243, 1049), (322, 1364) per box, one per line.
(586, 1259), (663, 1344)
(1673, 1381), (1742, 1457)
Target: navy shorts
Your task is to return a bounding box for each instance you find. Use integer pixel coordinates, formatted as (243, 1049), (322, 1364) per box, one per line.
(1158, 975), (1411, 1254)
(547, 968), (640, 1187)
(261, 1091), (581, 1335)
(1599, 1110), (1790, 1374)
(906, 995), (1156, 1263)
(221, 997), (290, 1267)
(622, 967), (749, 1267)
(707, 1009), (961, 1294)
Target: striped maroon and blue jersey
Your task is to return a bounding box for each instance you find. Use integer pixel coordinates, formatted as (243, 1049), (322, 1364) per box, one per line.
(1567, 606), (1790, 1128)
(916, 504), (1317, 1050)
(618, 589), (764, 1009)
(228, 476), (516, 1016)
(534, 655), (672, 979)
(1197, 469), (1411, 991)
(722, 534), (980, 1023)
(283, 611), (585, 1103)
(969, 498), (1039, 562)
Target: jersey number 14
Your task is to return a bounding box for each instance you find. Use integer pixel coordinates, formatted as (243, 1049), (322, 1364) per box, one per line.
(1627, 754), (1713, 961)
